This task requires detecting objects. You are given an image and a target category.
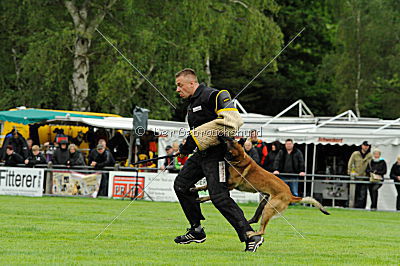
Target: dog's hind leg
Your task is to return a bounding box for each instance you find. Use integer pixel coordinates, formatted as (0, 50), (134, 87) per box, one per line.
(190, 185), (208, 192)
(248, 194), (269, 224)
(248, 198), (287, 237)
(196, 196), (211, 203)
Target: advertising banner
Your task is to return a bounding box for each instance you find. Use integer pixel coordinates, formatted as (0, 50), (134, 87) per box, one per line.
(108, 171), (260, 203)
(142, 172), (178, 202)
(108, 171), (145, 199)
(52, 170), (101, 197)
(124, 172), (259, 203)
(0, 167), (44, 197)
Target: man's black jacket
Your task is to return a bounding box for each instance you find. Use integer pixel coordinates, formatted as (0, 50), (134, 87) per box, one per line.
(88, 149), (115, 169)
(273, 148), (305, 174)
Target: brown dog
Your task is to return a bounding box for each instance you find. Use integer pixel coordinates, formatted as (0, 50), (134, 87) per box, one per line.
(192, 137), (330, 238)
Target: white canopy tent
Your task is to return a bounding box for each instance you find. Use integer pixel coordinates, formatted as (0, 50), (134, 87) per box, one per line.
(46, 100), (400, 165)
(45, 100), (400, 210)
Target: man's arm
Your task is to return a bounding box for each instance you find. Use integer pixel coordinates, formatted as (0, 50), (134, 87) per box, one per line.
(88, 150), (95, 165)
(39, 154), (47, 164)
(96, 151), (114, 168)
(179, 136), (197, 155)
(297, 151), (305, 172)
(347, 152), (355, 175)
(14, 153), (24, 164)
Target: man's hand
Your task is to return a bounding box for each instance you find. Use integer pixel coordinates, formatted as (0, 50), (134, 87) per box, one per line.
(90, 161), (97, 167)
(178, 136), (197, 156)
(299, 172), (306, 177)
(273, 170), (280, 175)
(24, 159), (29, 165)
(397, 176), (400, 181)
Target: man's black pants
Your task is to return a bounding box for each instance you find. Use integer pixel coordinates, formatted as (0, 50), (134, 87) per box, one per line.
(174, 145), (253, 242)
(354, 183), (368, 208)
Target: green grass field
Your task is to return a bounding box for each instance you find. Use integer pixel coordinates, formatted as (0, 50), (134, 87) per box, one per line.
(1, 196), (399, 265)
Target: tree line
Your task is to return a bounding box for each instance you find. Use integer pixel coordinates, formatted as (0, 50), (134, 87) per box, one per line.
(1, 0), (399, 120)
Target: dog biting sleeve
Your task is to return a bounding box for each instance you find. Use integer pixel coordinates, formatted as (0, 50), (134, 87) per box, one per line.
(190, 90), (243, 150)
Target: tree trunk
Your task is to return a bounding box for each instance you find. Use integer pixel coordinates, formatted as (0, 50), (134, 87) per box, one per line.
(11, 47), (23, 91)
(71, 37), (91, 111)
(65, 0), (117, 111)
(205, 51), (212, 86)
(355, 9), (361, 117)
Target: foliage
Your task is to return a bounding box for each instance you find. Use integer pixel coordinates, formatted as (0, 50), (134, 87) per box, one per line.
(319, 0), (400, 118)
(94, 0), (283, 119)
(0, 0), (399, 119)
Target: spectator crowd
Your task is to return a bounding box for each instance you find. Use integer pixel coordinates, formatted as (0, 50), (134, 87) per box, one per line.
(2, 128), (400, 210)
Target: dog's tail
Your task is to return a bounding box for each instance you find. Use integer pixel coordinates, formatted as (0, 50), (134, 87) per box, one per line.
(291, 196), (330, 215)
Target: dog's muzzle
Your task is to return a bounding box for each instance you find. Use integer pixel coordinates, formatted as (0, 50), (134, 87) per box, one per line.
(225, 151), (234, 161)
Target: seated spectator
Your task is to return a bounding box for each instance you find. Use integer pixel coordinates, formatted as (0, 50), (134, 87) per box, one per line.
(24, 145), (47, 167)
(27, 138), (33, 157)
(390, 155), (400, 210)
(4, 145), (24, 166)
(52, 139), (69, 165)
(244, 140), (260, 164)
(89, 144), (115, 169)
(67, 144), (86, 167)
(1, 129), (29, 160)
(98, 138), (108, 150)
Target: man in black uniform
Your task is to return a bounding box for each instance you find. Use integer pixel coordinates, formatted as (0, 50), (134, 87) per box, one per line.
(173, 68), (263, 252)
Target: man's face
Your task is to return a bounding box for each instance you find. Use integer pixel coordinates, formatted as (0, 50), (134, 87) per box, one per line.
(6, 149), (13, 155)
(33, 150), (40, 156)
(361, 144), (369, 153)
(285, 141), (294, 151)
(176, 75), (195, 99)
(250, 131), (258, 142)
(97, 148), (105, 154)
(244, 141), (252, 151)
(98, 139), (106, 147)
(27, 139), (33, 147)
(166, 148), (173, 155)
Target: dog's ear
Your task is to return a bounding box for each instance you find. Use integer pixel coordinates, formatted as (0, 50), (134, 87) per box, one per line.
(218, 135), (234, 143)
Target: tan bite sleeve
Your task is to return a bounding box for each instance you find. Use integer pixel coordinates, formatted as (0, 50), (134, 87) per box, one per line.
(190, 110), (243, 151)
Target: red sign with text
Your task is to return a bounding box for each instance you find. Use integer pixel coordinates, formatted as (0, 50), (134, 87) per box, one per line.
(112, 175), (144, 199)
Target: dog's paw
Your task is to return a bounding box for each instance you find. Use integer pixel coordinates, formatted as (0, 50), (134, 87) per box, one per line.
(247, 231), (262, 238)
